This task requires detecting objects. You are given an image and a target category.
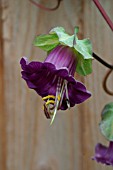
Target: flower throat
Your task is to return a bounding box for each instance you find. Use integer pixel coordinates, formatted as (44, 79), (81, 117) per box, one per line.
(42, 77), (70, 122)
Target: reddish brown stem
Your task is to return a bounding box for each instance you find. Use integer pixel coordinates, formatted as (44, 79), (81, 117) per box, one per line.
(29, 0), (62, 11)
(93, 0), (113, 31)
(103, 69), (113, 96)
(93, 0), (113, 95)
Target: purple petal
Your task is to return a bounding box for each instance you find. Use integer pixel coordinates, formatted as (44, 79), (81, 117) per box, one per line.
(20, 57), (91, 109)
(68, 80), (91, 104)
(20, 57), (28, 70)
(93, 142), (113, 166)
(20, 57), (43, 73)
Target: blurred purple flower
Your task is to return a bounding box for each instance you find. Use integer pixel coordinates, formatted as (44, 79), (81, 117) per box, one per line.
(92, 141), (113, 166)
(20, 45), (91, 119)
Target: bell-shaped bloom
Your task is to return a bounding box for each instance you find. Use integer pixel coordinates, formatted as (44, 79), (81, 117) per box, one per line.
(20, 45), (91, 120)
(92, 141), (113, 166)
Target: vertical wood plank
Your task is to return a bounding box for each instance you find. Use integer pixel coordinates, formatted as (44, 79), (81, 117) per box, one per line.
(0, 1), (6, 170)
(79, 1), (113, 170)
(1, 0), (113, 170)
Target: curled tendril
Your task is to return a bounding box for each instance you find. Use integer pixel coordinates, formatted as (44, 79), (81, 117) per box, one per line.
(29, 0), (63, 11)
(93, 53), (113, 95)
(103, 69), (113, 96)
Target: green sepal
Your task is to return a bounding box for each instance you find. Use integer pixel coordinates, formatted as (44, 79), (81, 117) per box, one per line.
(74, 38), (93, 59)
(75, 51), (92, 76)
(33, 34), (59, 51)
(33, 26), (93, 76)
(50, 27), (74, 47)
(74, 38), (93, 76)
(99, 102), (113, 141)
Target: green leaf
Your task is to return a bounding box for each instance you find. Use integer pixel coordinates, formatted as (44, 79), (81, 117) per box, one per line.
(73, 37), (93, 76)
(75, 51), (92, 76)
(33, 26), (93, 76)
(33, 34), (59, 51)
(74, 39), (93, 59)
(50, 27), (75, 47)
(99, 102), (113, 141)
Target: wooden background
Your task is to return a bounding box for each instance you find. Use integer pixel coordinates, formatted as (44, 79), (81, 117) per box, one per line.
(0, 0), (113, 170)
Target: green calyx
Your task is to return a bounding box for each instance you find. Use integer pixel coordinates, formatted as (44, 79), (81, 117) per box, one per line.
(33, 26), (93, 76)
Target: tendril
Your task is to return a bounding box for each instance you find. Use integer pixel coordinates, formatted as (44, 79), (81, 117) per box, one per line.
(103, 69), (113, 96)
(29, 0), (63, 11)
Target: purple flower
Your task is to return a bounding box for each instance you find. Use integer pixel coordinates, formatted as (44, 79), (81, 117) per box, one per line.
(20, 45), (91, 120)
(92, 141), (113, 166)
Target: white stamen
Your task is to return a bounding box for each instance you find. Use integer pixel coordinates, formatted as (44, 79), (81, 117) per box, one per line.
(51, 77), (64, 124)
(64, 80), (70, 109)
(50, 98), (59, 124)
(59, 81), (65, 108)
(44, 77), (70, 124)
(54, 77), (61, 104)
(55, 77), (65, 108)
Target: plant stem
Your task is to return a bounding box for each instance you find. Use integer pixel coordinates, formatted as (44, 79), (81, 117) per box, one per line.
(93, 0), (113, 31)
(103, 69), (113, 95)
(93, 53), (113, 69)
(29, 0), (62, 11)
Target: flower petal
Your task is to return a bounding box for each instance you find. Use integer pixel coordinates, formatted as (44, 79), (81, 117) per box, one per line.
(93, 142), (113, 166)
(68, 80), (91, 104)
(20, 57), (91, 109)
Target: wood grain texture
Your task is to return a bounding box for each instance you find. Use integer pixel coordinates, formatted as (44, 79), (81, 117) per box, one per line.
(0, 0), (113, 170)
(0, 2), (6, 170)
